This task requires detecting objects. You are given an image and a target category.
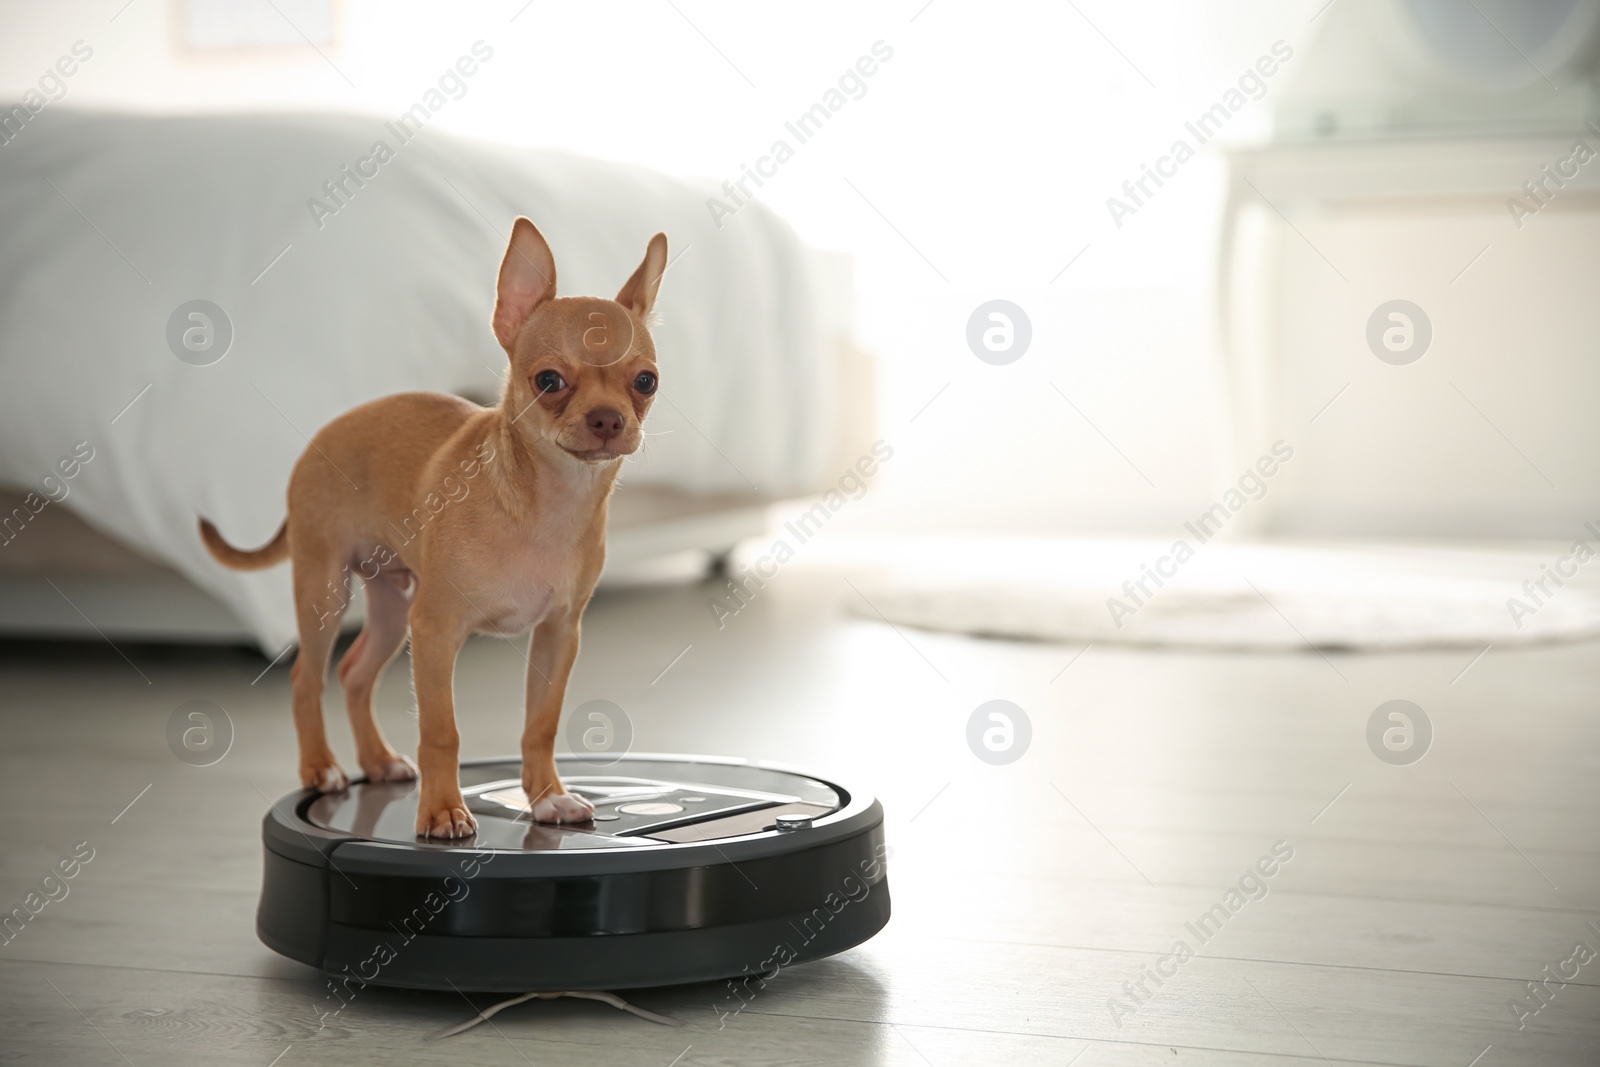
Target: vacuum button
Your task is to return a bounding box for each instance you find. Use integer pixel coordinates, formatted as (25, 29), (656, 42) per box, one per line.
(618, 802), (684, 816)
(775, 814), (815, 831)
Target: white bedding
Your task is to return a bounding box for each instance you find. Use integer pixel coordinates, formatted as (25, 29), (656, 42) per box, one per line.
(0, 110), (839, 650)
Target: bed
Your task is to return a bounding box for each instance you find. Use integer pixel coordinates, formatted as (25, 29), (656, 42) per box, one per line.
(0, 111), (873, 652)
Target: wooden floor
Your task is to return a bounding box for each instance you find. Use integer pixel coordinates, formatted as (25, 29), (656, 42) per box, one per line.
(2, 562), (1597, 1065)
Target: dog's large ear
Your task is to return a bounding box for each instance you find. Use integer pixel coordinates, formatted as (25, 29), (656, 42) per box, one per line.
(615, 233), (668, 319)
(493, 217), (557, 350)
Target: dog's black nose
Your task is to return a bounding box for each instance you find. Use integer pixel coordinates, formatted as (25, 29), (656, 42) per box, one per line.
(586, 408), (625, 440)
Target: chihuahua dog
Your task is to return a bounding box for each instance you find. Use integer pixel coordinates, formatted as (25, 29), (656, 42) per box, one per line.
(201, 218), (666, 837)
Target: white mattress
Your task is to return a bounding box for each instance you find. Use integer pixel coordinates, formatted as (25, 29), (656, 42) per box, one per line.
(0, 110), (844, 649)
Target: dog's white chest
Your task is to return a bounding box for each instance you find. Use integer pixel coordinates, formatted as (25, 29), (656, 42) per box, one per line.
(476, 543), (586, 636)
(482, 595), (555, 636)
(460, 465), (608, 637)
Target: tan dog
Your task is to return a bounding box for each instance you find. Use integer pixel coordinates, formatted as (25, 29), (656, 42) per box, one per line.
(200, 218), (666, 837)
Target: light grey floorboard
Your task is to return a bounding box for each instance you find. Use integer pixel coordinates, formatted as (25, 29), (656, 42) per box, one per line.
(1, 565), (1596, 1064)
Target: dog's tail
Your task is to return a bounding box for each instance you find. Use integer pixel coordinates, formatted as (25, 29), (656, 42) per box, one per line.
(199, 517), (289, 571)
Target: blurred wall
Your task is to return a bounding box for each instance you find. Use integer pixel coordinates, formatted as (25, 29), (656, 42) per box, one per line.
(3, 0), (1592, 541)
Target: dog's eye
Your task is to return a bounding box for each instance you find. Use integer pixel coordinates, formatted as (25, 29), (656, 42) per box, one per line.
(632, 371), (658, 396)
(534, 370), (566, 394)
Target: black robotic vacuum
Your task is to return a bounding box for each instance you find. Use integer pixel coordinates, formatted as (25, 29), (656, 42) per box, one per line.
(258, 754), (890, 991)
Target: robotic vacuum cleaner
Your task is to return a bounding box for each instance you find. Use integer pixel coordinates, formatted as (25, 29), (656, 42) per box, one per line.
(258, 754), (890, 991)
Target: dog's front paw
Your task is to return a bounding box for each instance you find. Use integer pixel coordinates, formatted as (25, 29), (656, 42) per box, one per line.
(530, 791), (596, 824)
(416, 799), (478, 839)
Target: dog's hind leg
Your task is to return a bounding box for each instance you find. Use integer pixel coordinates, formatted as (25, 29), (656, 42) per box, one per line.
(337, 570), (418, 783)
(289, 536), (355, 793)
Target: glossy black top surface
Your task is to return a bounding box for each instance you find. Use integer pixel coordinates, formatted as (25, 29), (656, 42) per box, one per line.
(305, 755), (842, 851)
